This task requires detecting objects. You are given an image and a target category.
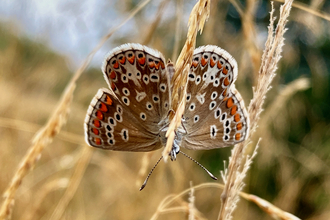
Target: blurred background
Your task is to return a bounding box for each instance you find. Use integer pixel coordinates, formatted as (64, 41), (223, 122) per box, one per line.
(0, 0), (329, 219)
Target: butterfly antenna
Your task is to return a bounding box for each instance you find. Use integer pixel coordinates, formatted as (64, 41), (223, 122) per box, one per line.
(140, 155), (163, 191)
(179, 151), (218, 180)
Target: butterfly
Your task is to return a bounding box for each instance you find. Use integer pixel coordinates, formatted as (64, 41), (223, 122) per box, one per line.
(84, 43), (249, 174)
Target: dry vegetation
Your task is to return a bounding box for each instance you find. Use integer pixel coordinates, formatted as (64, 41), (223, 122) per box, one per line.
(0, 0), (330, 219)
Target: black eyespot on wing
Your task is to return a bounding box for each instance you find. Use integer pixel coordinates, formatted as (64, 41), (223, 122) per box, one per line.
(216, 109), (220, 117)
(123, 130), (128, 140)
(151, 75), (159, 80)
(211, 127), (216, 136)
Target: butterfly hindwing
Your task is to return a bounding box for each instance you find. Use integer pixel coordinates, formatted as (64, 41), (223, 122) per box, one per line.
(181, 45), (249, 150)
(84, 88), (163, 151)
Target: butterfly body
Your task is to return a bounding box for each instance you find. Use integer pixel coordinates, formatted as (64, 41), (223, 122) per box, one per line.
(84, 43), (249, 160)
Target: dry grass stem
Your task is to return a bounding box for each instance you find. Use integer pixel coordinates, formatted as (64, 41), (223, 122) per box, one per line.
(171, 0), (183, 62)
(151, 181), (299, 220)
(0, 1), (151, 219)
(240, 192), (301, 220)
(218, 0), (294, 219)
(49, 146), (93, 220)
(241, 0), (261, 79)
(219, 140), (260, 220)
(0, 85), (75, 220)
(142, 0), (169, 45)
(0, 117), (83, 144)
(188, 182), (195, 220)
(22, 178), (69, 220)
(261, 77), (310, 127)
(136, 152), (154, 187)
(163, 0), (210, 161)
(275, 0), (330, 21)
(228, 0), (244, 17)
(230, 0), (261, 79)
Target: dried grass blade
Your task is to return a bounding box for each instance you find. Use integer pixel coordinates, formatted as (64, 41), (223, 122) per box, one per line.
(275, 0), (330, 21)
(218, 0), (294, 219)
(49, 147), (93, 220)
(163, 0), (210, 162)
(240, 192), (301, 220)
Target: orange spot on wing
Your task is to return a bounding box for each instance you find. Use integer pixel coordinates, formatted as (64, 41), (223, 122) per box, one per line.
(138, 57), (145, 65)
(96, 110), (104, 120)
(230, 105), (237, 115)
(192, 61), (198, 68)
(149, 61), (155, 69)
(105, 95), (113, 105)
(155, 61), (160, 70)
(201, 57), (207, 66)
(226, 98), (234, 108)
(222, 88), (227, 97)
(217, 61), (222, 69)
(235, 133), (241, 141)
(127, 55), (135, 64)
(109, 71), (116, 79)
(210, 58), (216, 67)
(224, 77), (230, 86)
(236, 123), (243, 130)
(92, 128), (99, 135)
(160, 61), (165, 69)
(119, 56), (126, 64)
(93, 119), (101, 128)
(99, 102), (108, 112)
(111, 82), (116, 90)
(94, 137), (101, 145)
(223, 67), (228, 75)
(113, 61), (119, 69)
(234, 113), (240, 122)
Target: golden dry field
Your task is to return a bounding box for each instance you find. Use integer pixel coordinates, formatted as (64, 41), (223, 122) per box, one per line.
(0, 0), (330, 219)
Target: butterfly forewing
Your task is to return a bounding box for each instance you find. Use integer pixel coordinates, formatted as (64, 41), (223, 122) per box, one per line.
(102, 44), (171, 132)
(181, 45), (249, 150)
(85, 44), (171, 151)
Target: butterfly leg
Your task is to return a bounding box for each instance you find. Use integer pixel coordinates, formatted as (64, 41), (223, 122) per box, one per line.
(170, 131), (183, 161)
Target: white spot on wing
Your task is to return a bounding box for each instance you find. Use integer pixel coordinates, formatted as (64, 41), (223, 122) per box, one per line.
(136, 90), (146, 102)
(210, 125), (217, 139)
(196, 92), (206, 104)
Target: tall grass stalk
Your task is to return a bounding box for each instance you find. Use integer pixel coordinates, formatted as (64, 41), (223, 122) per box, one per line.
(218, 0), (294, 219)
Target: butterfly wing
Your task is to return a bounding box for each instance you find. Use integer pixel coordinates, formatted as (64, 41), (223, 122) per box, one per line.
(181, 45), (249, 150)
(85, 88), (163, 151)
(84, 44), (171, 151)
